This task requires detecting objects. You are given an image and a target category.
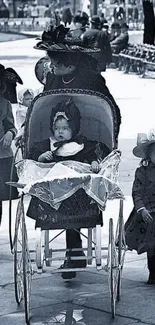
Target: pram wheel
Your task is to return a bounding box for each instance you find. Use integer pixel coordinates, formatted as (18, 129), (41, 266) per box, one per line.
(116, 200), (126, 301)
(14, 196), (32, 325)
(108, 218), (117, 318)
(14, 199), (24, 304)
(22, 212), (32, 325)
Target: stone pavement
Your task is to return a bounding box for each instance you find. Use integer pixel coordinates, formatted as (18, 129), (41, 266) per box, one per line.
(0, 197), (151, 325)
(0, 38), (155, 324)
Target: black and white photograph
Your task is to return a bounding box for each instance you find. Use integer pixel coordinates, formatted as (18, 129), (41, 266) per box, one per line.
(0, 0), (155, 324)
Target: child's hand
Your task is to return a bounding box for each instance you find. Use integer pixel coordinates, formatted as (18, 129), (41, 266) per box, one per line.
(15, 134), (23, 147)
(1, 131), (13, 149)
(38, 151), (53, 162)
(141, 208), (153, 223)
(91, 161), (100, 173)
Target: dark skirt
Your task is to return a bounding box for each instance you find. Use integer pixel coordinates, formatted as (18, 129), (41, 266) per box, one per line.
(0, 157), (18, 201)
(27, 189), (102, 230)
(125, 209), (155, 256)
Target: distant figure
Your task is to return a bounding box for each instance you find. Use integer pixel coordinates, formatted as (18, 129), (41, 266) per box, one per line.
(0, 3), (10, 18)
(111, 22), (129, 54)
(109, 22), (121, 42)
(101, 18), (110, 40)
(24, 4), (31, 18)
(113, 2), (125, 23)
(30, 2), (39, 19)
(62, 1), (72, 26)
(71, 12), (89, 37)
(17, 5), (24, 18)
(82, 0), (91, 17)
(44, 4), (52, 18)
(55, 9), (61, 26)
(82, 15), (112, 71)
(97, 1), (107, 19)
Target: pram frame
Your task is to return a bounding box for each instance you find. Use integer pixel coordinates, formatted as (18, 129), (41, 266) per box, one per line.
(8, 89), (127, 324)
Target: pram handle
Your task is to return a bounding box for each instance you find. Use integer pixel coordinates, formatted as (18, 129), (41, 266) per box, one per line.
(6, 181), (25, 189)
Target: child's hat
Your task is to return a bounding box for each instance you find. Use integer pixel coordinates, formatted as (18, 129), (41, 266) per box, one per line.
(133, 129), (155, 158)
(50, 98), (81, 137)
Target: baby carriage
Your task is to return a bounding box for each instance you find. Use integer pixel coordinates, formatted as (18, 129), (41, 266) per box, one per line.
(8, 88), (126, 324)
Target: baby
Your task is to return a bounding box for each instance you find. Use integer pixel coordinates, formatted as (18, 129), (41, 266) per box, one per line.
(38, 98), (100, 173)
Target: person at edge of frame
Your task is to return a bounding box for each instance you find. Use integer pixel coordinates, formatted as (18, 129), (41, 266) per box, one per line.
(125, 130), (155, 285)
(0, 65), (18, 225)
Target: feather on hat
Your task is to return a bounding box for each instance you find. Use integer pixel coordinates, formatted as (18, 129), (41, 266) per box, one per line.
(34, 24), (100, 53)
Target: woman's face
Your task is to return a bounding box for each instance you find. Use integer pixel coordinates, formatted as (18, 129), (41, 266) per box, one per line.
(53, 118), (72, 141)
(50, 57), (76, 76)
(149, 144), (155, 164)
(22, 93), (34, 108)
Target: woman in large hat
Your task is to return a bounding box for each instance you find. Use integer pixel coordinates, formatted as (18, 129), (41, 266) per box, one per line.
(34, 24), (121, 141)
(125, 130), (155, 284)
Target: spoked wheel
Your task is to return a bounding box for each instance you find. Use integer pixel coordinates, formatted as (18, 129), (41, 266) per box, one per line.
(15, 196), (32, 325)
(108, 218), (118, 318)
(22, 213), (32, 325)
(14, 199), (24, 304)
(115, 200), (126, 301)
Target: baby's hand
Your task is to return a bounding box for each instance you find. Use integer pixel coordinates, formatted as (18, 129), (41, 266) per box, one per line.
(1, 131), (13, 149)
(91, 161), (100, 173)
(38, 151), (53, 162)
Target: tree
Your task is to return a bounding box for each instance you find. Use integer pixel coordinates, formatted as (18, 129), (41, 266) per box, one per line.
(143, 0), (155, 44)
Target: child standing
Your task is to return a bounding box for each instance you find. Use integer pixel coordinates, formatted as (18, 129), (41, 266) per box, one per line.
(125, 130), (155, 284)
(16, 88), (34, 130)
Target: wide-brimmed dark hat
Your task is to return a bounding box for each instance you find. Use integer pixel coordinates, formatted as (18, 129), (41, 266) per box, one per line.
(34, 24), (100, 53)
(0, 64), (23, 84)
(90, 15), (101, 26)
(133, 130), (155, 158)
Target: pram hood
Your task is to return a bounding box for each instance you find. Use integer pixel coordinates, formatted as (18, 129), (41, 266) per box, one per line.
(23, 89), (118, 157)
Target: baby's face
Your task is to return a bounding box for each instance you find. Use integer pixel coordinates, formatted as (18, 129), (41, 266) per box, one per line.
(23, 94), (34, 108)
(53, 118), (72, 141)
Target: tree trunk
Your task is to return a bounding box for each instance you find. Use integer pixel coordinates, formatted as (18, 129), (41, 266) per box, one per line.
(143, 0), (155, 44)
